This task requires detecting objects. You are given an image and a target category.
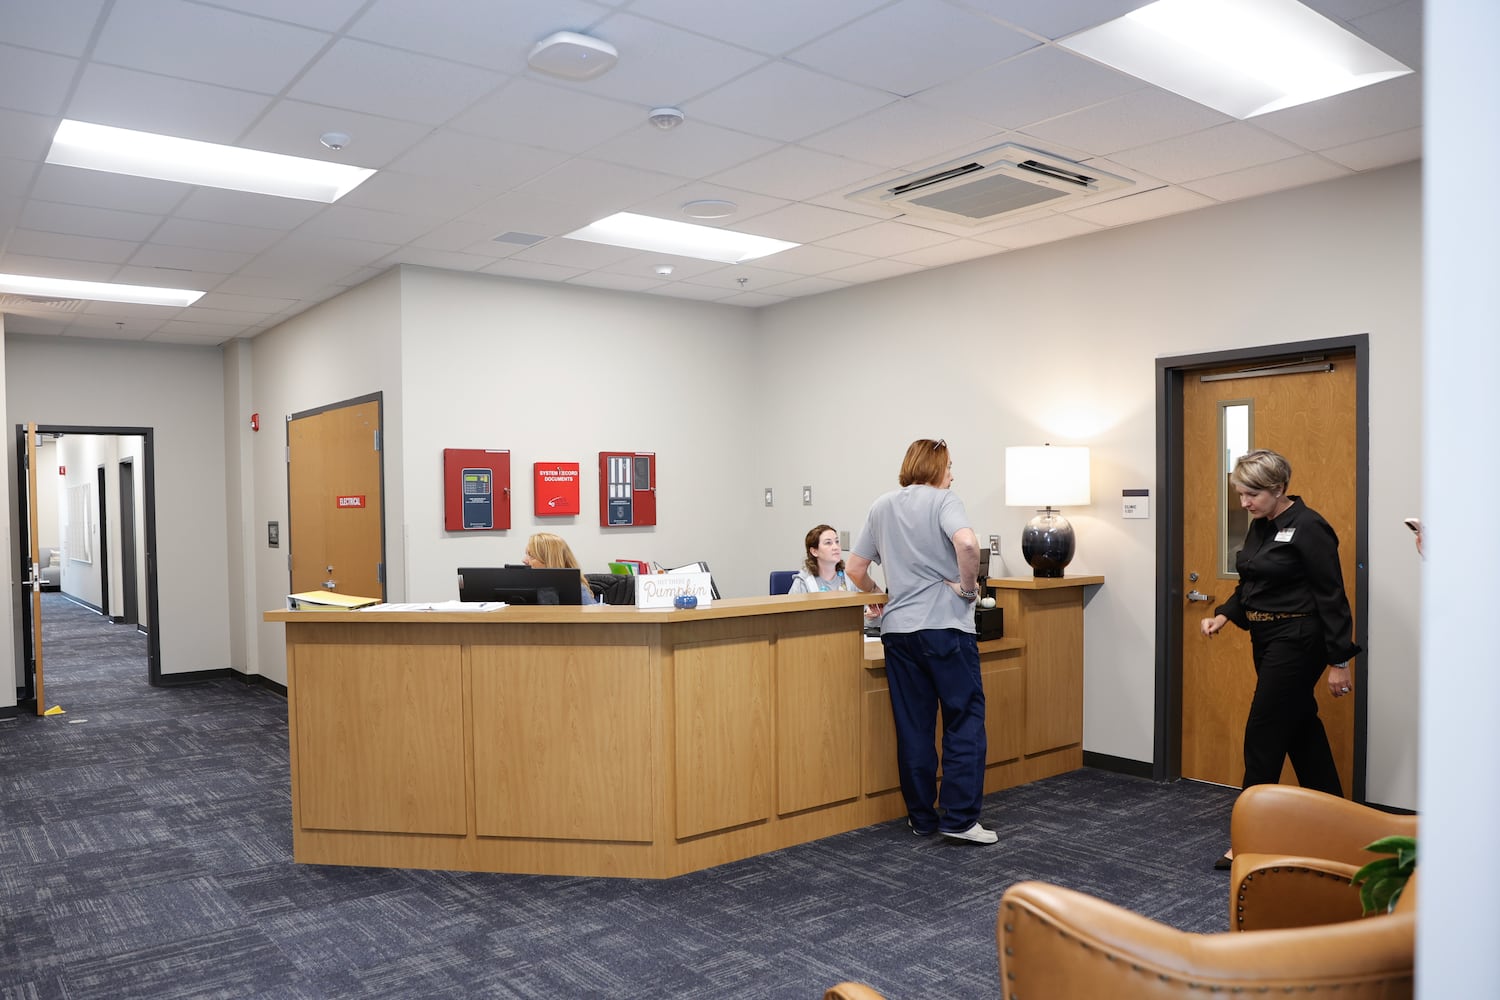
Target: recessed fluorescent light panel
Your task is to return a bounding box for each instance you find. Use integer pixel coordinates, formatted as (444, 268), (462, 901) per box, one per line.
(0, 273), (204, 308)
(46, 120), (376, 202)
(562, 212), (798, 264)
(1058, 0), (1413, 119)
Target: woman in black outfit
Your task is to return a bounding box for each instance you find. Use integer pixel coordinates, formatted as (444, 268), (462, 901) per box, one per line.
(1200, 449), (1360, 869)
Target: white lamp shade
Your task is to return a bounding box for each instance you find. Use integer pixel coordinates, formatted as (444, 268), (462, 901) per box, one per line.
(1006, 446), (1091, 507)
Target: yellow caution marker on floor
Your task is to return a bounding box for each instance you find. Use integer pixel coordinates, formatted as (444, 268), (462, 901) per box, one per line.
(44, 705), (65, 716)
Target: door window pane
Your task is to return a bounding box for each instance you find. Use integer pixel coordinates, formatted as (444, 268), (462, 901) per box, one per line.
(1221, 401), (1251, 576)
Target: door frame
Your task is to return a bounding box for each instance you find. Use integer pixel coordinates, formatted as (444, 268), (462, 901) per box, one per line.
(1153, 334), (1370, 798)
(14, 424), (163, 698)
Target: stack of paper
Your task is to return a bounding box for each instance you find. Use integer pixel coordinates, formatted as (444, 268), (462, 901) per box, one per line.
(286, 591), (382, 610)
(358, 601), (507, 612)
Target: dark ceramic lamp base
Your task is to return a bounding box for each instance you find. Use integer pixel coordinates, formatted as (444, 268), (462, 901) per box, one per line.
(1020, 508), (1076, 578)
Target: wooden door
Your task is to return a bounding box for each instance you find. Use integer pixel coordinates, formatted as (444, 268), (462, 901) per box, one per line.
(1180, 356), (1358, 792)
(287, 398), (385, 599)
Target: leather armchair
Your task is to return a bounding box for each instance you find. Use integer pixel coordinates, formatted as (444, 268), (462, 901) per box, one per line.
(1230, 784), (1418, 931)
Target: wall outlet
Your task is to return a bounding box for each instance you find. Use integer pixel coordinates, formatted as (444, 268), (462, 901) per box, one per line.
(989, 534), (1001, 555)
(764, 487), (774, 507)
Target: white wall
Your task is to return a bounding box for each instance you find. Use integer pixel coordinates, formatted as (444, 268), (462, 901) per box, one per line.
(753, 162), (1422, 808)
(239, 270), (404, 687)
(396, 267), (761, 603)
(3, 335), (232, 678)
(34, 437), (59, 550)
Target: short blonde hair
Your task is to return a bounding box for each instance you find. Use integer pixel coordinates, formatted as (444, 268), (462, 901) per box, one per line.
(1230, 449), (1291, 493)
(525, 532), (589, 590)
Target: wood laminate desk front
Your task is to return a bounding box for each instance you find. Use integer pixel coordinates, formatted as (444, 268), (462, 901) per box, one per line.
(265, 580), (1100, 879)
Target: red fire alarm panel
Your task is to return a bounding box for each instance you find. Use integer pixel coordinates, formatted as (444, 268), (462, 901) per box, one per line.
(599, 451), (656, 527)
(444, 448), (511, 531)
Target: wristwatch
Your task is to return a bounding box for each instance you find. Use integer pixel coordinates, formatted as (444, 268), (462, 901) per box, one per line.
(958, 586), (979, 600)
(1332, 661), (1348, 669)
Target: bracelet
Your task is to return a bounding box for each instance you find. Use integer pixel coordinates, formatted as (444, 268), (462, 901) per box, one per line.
(958, 586), (979, 600)
(1332, 661), (1348, 669)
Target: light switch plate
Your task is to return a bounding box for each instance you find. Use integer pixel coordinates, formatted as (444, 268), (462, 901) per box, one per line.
(764, 487), (774, 507)
(802, 486), (812, 505)
(989, 534), (1000, 555)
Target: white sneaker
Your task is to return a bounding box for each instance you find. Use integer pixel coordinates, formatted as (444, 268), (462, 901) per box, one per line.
(939, 822), (998, 845)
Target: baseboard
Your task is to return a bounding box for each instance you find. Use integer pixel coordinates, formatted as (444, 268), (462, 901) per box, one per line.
(1082, 751), (1156, 780)
(0, 704), (17, 721)
(228, 670), (287, 698)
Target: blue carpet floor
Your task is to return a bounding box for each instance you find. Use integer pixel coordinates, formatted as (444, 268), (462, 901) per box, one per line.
(0, 593), (1238, 999)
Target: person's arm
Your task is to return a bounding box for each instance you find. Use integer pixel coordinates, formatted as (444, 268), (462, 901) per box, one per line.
(951, 527), (981, 600)
(846, 554), (877, 593)
(787, 573), (809, 594)
(1300, 518), (1361, 664)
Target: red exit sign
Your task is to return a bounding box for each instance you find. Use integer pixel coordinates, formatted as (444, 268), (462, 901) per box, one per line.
(336, 495), (366, 508)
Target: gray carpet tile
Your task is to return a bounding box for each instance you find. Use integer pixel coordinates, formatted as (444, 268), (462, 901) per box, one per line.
(1, 592), (1242, 999)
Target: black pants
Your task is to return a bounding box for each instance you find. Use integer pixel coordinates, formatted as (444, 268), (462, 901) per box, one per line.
(1242, 615), (1342, 795)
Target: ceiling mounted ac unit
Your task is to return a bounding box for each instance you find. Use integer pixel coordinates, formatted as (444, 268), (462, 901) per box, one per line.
(848, 143), (1133, 226)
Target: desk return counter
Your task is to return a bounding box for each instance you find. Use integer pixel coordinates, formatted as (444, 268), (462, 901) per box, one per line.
(265, 578), (1099, 879)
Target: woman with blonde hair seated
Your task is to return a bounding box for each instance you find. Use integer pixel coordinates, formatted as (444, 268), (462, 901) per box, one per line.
(522, 532), (597, 605)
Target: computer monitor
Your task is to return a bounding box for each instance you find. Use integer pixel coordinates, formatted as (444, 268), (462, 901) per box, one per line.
(457, 566), (583, 606)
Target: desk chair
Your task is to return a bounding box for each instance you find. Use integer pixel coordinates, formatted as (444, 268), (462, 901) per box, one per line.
(769, 570), (798, 595)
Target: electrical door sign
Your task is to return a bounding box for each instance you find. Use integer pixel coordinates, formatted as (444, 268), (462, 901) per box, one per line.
(599, 451), (656, 527)
(443, 448), (511, 531)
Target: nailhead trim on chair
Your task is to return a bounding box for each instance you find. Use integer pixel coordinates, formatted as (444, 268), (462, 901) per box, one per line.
(1234, 865), (1348, 930)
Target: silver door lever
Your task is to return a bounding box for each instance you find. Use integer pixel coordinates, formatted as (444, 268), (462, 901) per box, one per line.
(1187, 589), (1214, 602)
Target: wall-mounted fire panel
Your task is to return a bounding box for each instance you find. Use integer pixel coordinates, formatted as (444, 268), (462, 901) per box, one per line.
(599, 451), (656, 527)
(444, 448), (511, 531)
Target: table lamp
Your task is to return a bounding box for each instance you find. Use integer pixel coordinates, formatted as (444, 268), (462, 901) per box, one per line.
(1005, 445), (1091, 578)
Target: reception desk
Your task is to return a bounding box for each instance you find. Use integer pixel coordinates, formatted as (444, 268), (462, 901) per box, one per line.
(265, 578), (1099, 879)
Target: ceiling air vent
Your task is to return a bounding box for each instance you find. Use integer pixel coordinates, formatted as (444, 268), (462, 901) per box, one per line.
(848, 143), (1132, 226)
(0, 293), (87, 314)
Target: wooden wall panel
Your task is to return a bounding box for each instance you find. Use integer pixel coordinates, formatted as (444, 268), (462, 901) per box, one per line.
(674, 634), (772, 838)
(775, 621), (861, 815)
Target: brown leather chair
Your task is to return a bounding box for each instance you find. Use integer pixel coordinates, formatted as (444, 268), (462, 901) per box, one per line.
(1230, 784), (1418, 931)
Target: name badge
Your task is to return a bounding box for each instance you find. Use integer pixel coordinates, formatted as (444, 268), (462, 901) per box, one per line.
(1275, 528), (1296, 542)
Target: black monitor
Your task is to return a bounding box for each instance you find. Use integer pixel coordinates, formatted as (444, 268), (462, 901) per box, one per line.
(457, 566), (583, 606)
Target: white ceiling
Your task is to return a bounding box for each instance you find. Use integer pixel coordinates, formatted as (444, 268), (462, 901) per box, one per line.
(0, 0), (1422, 346)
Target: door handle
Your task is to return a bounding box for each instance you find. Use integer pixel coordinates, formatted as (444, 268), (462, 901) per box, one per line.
(322, 579), (338, 590)
(1186, 589), (1215, 602)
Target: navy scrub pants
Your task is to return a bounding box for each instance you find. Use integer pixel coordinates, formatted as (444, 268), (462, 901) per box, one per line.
(1243, 615), (1343, 795)
(880, 628), (987, 833)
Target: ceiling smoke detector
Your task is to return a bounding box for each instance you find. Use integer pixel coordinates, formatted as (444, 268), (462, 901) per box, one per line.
(319, 131), (350, 151)
(648, 107), (685, 130)
(682, 199), (736, 219)
(528, 31), (619, 81)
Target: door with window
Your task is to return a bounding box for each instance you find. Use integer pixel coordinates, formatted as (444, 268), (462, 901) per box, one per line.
(1179, 354), (1359, 793)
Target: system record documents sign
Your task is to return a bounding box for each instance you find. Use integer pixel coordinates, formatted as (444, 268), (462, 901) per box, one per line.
(534, 462), (580, 516)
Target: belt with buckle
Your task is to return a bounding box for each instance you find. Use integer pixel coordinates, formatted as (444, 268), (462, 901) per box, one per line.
(1245, 610), (1310, 622)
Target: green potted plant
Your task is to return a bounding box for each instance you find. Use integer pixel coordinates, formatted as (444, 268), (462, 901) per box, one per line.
(1351, 835), (1417, 914)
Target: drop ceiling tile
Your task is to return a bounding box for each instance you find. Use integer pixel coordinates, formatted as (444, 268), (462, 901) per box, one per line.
(757, 243), (873, 275)
(736, 203), (872, 243)
(566, 271), (666, 293)
(761, 275), (851, 298)
(687, 62), (894, 144)
(32, 164), (192, 215)
(1253, 75), (1422, 152)
(597, 250), (727, 280)
(651, 281), (736, 302)
(894, 239), (1006, 268)
(7, 229), (139, 264)
(718, 290), (787, 307)
(110, 265), (225, 290)
(130, 242), (255, 273)
(66, 64), (274, 145)
(623, 0), (888, 56)
(590, 121), (780, 180)
(388, 131), (569, 188)
(373, 248), (494, 272)
(1179, 155), (1352, 204)
(821, 258), (926, 284)
(975, 213), (1103, 249)
(348, 0), (609, 72)
(1347, 0), (1423, 70)
(239, 99), (432, 167)
(1109, 123), (1304, 185)
(479, 258), (589, 283)
(957, 0), (1151, 41)
(174, 189), (325, 230)
(414, 220), (521, 254)
(626, 183), (789, 227)
(290, 38), (506, 125)
(0, 109), (59, 163)
(148, 326), (240, 344)
(451, 77), (639, 154)
(296, 205), (435, 245)
(19, 201), (163, 242)
(336, 171), (499, 222)
(0, 0), (107, 56)
(513, 237), (639, 270)
(514, 158), (681, 212)
(679, 262), (802, 290)
(1069, 184), (1217, 226)
(94, 0), (331, 94)
(1020, 88), (1230, 158)
(194, 291), (297, 314)
(460, 191), (601, 237)
(918, 45), (1141, 131)
(80, 300), (185, 321)
(818, 220), (953, 256)
(0, 158), (41, 199)
(151, 218), (285, 255)
(801, 100), (1002, 170)
(708, 144), (885, 202)
(1321, 128), (1421, 171)
(792, 0), (1037, 96)
(584, 12), (771, 105)
(203, 0), (368, 32)
(0, 44), (77, 116)
(212, 272), (349, 300)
